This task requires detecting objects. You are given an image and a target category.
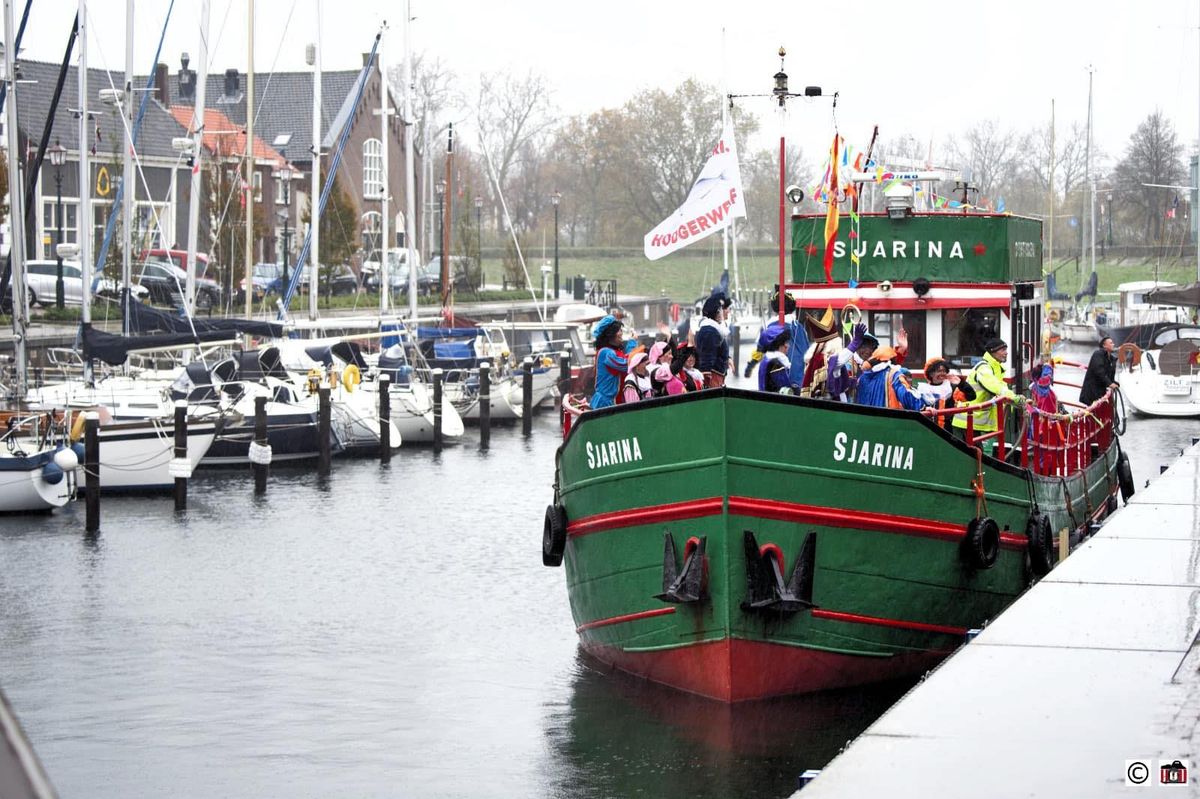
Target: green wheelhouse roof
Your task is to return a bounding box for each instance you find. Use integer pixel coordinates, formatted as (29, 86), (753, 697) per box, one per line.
(791, 213), (1043, 286)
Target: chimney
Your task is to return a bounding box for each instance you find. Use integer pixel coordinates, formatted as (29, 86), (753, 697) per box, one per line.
(177, 52), (195, 102)
(362, 52), (371, 68)
(154, 62), (170, 107)
(224, 68), (240, 98)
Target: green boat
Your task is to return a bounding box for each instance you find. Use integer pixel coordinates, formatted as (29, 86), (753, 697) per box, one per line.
(544, 212), (1134, 702)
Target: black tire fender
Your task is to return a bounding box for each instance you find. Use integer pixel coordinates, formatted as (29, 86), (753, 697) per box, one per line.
(1026, 513), (1054, 577)
(542, 503), (568, 567)
(1117, 451), (1135, 503)
(961, 516), (1000, 570)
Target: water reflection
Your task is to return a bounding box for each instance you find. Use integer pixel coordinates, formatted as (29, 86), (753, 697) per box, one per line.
(544, 652), (912, 799)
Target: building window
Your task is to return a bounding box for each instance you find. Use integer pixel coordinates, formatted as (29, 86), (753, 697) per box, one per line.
(252, 171), (263, 203)
(362, 211), (382, 264)
(41, 201), (78, 260)
(363, 138), (383, 200)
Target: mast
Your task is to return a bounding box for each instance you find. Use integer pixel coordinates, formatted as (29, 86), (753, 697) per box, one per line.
(403, 0), (418, 324)
(4, 0), (29, 394)
(1085, 65), (1094, 276)
(378, 21), (390, 315)
(308, 0), (321, 322)
(441, 123), (453, 312)
(78, 0), (91, 330)
(1048, 99), (1055, 277)
(243, 0), (254, 320)
(184, 0), (210, 317)
(121, 0), (135, 336)
(774, 49), (787, 325)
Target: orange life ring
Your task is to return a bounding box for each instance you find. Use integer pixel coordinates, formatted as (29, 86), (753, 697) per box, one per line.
(1116, 342), (1141, 368)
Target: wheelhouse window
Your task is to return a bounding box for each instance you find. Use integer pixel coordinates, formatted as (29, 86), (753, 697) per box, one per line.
(868, 311), (926, 368)
(363, 138), (383, 200)
(942, 309), (1001, 369)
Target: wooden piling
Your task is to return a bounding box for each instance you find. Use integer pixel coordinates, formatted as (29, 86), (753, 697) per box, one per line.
(84, 411), (100, 533)
(479, 362), (491, 450)
(558, 349), (571, 409)
(731, 324), (740, 374)
(173, 400), (188, 511)
(378, 374), (391, 463)
(254, 396), (268, 494)
(318, 386), (331, 475)
(522, 357), (533, 437)
(432, 368), (444, 453)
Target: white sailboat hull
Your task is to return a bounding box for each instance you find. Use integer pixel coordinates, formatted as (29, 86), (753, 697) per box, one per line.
(0, 450), (73, 512)
(87, 417), (219, 491)
(1121, 372), (1200, 417)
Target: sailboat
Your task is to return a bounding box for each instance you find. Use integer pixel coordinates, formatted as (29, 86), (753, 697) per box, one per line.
(0, 5), (77, 512)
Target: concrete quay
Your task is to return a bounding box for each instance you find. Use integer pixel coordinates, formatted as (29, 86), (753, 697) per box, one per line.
(795, 440), (1200, 798)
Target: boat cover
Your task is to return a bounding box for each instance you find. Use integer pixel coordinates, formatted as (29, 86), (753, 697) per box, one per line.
(1145, 282), (1200, 308)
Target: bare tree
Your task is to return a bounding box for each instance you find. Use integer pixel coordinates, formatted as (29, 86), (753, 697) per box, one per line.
(474, 69), (555, 199)
(1112, 110), (1187, 244)
(387, 53), (459, 161)
(946, 119), (1025, 202)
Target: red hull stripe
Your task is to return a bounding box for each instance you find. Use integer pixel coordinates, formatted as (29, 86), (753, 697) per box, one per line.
(568, 495), (1029, 550)
(812, 608), (969, 637)
(567, 497), (724, 537)
(729, 496), (1026, 551)
(576, 606), (676, 633)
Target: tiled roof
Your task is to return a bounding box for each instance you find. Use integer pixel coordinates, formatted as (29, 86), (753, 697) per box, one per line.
(13, 59), (189, 161)
(154, 68), (367, 164)
(166, 105), (286, 166)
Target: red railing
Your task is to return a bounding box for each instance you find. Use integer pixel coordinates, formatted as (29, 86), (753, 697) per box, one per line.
(926, 388), (1116, 477)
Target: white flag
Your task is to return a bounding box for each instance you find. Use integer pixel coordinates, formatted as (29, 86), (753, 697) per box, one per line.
(644, 122), (746, 261)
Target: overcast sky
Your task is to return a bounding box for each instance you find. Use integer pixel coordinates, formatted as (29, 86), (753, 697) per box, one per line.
(12, 0), (1200, 174)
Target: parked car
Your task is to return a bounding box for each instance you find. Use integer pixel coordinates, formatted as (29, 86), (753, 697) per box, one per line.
(362, 248), (421, 293)
(419, 256), (477, 296)
(236, 262), (286, 305)
(135, 259), (224, 311)
(297, 264), (359, 296)
(140, 248), (212, 280)
(24, 260), (148, 307)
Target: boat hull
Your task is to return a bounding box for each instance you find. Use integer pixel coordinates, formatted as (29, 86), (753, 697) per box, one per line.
(88, 418), (218, 491)
(0, 449), (73, 512)
(555, 389), (1119, 701)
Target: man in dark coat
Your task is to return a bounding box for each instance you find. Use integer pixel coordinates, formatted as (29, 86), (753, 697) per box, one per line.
(1079, 336), (1118, 406)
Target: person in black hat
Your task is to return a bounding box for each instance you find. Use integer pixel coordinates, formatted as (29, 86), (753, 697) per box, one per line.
(695, 292), (732, 387)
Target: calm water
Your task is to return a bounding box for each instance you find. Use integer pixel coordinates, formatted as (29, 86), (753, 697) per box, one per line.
(0, 366), (1193, 798)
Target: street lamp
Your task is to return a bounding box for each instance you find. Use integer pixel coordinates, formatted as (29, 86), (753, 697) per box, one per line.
(47, 140), (67, 309)
(273, 163), (295, 288)
(551, 190), (561, 300)
(475, 194), (483, 288)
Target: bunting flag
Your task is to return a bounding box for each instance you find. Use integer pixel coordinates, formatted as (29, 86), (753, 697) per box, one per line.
(1167, 194), (1179, 219)
(823, 133), (840, 283)
(997, 197), (1006, 214)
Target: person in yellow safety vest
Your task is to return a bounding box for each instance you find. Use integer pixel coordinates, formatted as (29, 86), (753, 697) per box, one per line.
(951, 338), (1024, 443)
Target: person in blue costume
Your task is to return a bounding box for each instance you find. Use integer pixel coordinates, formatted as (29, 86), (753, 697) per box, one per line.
(756, 322), (799, 393)
(855, 346), (929, 410)
(590, 314), (636, 409)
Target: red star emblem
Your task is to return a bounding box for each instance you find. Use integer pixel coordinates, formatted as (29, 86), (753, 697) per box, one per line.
(973, 242), (987, 256)
(804, 243), (819, 256)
